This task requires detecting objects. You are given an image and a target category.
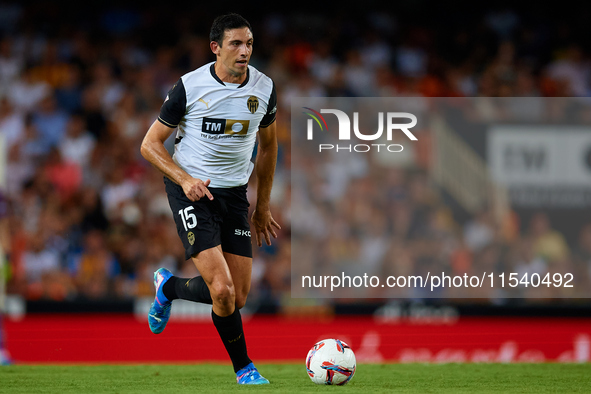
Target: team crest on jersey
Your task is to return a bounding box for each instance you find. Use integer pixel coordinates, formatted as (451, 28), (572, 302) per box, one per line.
(187, 231), (195, 245)
(247, 96), (259, 114)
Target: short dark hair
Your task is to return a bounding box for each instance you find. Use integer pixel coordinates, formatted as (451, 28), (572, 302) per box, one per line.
(209, 13), (252, 46)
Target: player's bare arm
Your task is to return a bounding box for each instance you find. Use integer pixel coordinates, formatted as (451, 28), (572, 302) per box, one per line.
(251, 121), (281, 247)
(140, 120), (213, 202)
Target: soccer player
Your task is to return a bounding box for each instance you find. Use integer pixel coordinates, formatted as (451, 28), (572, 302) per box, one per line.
(140, 14), (279, 385)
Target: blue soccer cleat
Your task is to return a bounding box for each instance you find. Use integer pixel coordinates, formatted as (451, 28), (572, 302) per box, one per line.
(236, 363), (270, 384)
(148, 268), (173, 334)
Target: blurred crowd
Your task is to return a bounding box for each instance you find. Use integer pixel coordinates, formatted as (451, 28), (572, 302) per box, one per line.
(1, 3), (591, 306)
(293, 122), (591, 299)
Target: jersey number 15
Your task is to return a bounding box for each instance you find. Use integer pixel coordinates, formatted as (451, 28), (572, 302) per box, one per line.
(179, 206), (197, 231)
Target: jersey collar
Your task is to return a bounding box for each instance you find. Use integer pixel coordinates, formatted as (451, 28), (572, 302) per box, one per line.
(210, 63), (250, 88)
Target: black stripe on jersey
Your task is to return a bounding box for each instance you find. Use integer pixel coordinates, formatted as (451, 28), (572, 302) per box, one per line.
(158, 78), (187, 128)
(210, 63), (250, 88)
(210, 63), (225, 86)
(238, 68), (250, 88)
(260, 81), (277, 128)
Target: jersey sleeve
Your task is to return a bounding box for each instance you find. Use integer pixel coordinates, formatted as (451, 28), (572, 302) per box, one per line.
(158, 78), (187, 128)
(260, 81), (277, 128)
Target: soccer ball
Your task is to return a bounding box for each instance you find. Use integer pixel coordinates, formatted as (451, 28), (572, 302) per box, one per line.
(306, 338), (356, 385)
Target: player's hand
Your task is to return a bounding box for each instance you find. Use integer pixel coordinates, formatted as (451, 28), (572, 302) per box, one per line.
(182, 177), (214, 202)
(251, 209), (281, 247)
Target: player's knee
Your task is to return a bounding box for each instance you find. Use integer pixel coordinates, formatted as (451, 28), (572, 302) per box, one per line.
(235, 294), (247, 309)
(210, 281), (235, 307)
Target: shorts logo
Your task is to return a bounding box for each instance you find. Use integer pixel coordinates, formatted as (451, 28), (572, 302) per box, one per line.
(247, 96), (259, 114)
(187, 231), (195, 245)
(235, 229), (251, 237)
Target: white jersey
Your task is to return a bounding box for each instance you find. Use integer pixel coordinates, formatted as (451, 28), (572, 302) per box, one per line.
(158, 62), (277, 188)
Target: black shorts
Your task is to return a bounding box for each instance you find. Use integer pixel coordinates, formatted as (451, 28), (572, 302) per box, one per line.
(164, 177), (252, 260)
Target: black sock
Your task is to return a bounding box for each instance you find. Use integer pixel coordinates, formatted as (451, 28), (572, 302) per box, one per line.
(211, 308), (252, 373)
(162, 276), (213, 304)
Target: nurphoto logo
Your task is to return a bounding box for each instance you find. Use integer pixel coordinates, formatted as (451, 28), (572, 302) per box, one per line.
(303, 107), (418, 153)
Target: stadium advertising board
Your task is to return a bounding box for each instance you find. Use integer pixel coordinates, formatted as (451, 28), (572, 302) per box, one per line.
(488, 127), (591, 208)
(5, 315), (590, 363)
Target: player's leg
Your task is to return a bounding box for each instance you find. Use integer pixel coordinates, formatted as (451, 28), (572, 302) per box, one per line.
(215, 187), (270, 383)
(219, 183), (253, 310)
(191, 245), (235, 316)
(159, 253), (251, 307)
(221, 253), (268, 384)
(191, 246), (267, 384)
(223, 252), (251, 310)
(216, 196), (268, 384)
(158, 256), (250, 308)
(161, 183), (253, 308)
(149, 176), (218, 334)
(162, 274), (213, 305)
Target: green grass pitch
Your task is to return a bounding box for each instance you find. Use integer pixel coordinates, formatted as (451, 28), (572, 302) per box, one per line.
(1, 363), (590, 393)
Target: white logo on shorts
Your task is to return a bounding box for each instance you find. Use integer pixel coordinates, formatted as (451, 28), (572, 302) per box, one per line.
(235, 229), (251, 237)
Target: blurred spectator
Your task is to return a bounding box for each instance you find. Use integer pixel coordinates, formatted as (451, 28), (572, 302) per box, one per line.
(528, 213), (570, 263)
(77, 187), (109, 233)
(282, 73), (326, 107)
(325, 66), (356, 97)
(42, 147), (82, 202)
(20, 230), (63, 300)
(0, 37), (23, 98)
(32, 94), (69, 147)
(89, 61), (125, 114)
(20, 113), (46, 157)
(100, 163), (139, 220)
(395, 38), (428, 78)
(69, 230), (119, 299)
(58, 112), (96, 170)
(514, 238), (547, 278)
(0, 98), (25, 151)
(80, 85), (108, 139)
(55, 65), (83, 113)
(546, 45), (590, 97)
(574, 224), (591, 264)
(8, 66), (50, 112)
(463, 209), (495, 253)
(28, 41), (72, 89)
(110, 92), (143, 141)
(360, 30), (392, 70)
(343, 49), (376, 96)
(307, 40), (339, 84)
